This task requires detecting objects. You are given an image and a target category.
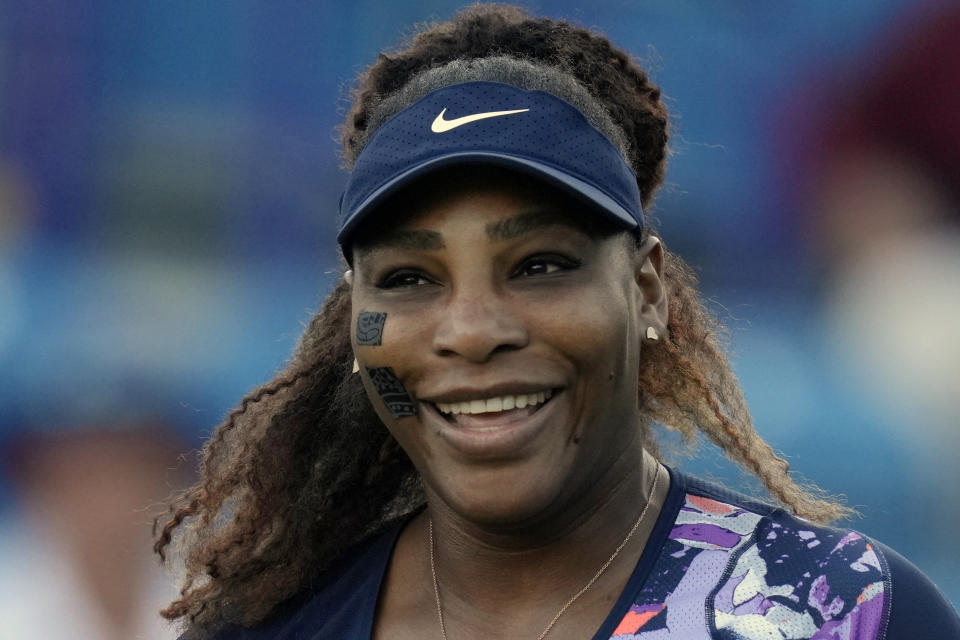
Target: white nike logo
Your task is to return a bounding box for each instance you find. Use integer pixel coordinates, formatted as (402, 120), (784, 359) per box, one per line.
(430, 107), (530, 133)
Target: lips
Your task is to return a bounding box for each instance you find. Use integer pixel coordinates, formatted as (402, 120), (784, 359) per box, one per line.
(421, 387), (562, 459)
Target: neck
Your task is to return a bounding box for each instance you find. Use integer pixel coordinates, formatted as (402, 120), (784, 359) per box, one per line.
(422, 446), (666, 634)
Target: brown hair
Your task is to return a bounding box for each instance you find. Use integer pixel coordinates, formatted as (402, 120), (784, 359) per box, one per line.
(155, 5), (850, 637)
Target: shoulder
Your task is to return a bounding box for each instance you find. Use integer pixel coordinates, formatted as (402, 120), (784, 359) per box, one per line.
(872, 539), (960, 639)
(676, 475), (960, 639)
(201, 521), (403, 640)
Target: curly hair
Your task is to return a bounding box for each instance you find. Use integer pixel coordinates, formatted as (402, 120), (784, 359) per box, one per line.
(155, 5), (851, 637)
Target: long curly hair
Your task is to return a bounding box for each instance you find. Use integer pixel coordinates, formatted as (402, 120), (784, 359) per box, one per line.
(155, 5), (851, 637)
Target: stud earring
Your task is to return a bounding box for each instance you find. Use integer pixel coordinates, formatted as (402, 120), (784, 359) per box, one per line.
(646, 327), (659, 341)
(352, 358), (360, 374)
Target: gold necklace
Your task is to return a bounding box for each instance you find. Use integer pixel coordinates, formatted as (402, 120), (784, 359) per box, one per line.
(429, 463), (663, 640)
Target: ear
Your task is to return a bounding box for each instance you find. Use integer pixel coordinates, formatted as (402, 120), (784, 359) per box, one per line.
(633, 236), (668, 341)
(344, 269), (354, 286)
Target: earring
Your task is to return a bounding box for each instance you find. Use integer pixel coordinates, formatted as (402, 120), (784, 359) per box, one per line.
(646, 326), (659, 341)
(352, 358), (360, 374)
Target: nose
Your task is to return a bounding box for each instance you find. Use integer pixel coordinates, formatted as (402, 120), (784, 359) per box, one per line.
(432, 289), (529, 363)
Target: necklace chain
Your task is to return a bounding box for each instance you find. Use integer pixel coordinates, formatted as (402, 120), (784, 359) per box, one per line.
(429, 463), (663, 640)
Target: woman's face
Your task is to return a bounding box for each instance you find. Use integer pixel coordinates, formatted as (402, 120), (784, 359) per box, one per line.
(350, 169), (665, 528)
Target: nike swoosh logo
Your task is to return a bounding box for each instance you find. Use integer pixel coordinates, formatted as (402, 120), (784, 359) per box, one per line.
(430, 107), (530, 133)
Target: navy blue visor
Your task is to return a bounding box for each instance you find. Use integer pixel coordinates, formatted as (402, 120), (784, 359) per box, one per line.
(338, 81), (643, 254)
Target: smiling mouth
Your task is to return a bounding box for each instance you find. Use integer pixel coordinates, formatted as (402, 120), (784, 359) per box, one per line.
(432, 390), (555, 426)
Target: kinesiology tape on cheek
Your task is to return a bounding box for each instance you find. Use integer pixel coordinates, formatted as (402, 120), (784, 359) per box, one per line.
(355, 311), (415, 417)
(356, 311), (387, 346)
(365, 366), (417, 418)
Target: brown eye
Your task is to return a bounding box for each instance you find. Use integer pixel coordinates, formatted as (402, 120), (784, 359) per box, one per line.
(379, 270), (433, 289)
(515, 255), (581, 278)
(521, 260), (560, 276)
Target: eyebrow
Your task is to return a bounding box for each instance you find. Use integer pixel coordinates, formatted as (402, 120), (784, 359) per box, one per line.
(485, 210), (580, 241)
(357, 209), (581, 259)
(359, 229), (446, 255)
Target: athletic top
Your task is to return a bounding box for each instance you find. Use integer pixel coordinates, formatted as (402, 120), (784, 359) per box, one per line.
(210, 467), (960, 639)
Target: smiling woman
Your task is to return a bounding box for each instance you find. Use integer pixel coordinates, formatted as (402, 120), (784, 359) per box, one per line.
(155, 5), (960, 640)
(351, 168), (658, 535)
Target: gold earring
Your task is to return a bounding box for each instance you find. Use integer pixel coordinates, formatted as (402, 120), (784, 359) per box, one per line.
(352, 358), (360, 374)
(646, 327), (659, 341)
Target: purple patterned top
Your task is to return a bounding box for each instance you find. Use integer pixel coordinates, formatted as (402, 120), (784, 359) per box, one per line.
(607, 488), (887, 638)
(209, 468), (960, 639)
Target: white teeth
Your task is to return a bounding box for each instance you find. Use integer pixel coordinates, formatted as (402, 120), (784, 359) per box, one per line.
(486, 397), (503, 412)
(435, 391), (554, 415)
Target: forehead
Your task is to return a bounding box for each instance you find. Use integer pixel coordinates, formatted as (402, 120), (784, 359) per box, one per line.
(349, 164), (620, 251)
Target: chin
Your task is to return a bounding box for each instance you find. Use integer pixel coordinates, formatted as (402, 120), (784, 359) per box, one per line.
(429, 461), (576, 531)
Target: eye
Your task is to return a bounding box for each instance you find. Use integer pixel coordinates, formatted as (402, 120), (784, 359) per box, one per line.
(378, 269), (434, 289)
(515, 254), (581, 278)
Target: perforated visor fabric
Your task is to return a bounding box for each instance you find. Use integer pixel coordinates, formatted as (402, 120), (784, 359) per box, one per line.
(338, 82), (644, 248)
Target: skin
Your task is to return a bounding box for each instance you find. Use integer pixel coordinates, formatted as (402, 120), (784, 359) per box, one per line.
(349, 167), (669, 639)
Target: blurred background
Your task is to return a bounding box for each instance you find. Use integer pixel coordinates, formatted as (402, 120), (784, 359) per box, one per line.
(0, 1), (957, 637)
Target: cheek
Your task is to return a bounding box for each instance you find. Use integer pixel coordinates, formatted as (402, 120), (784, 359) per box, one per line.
(531, 283), (640, 438)
(529, 283), (635, 365)
(353, 307), (419, 419)
(363, 366), (416, 419)
(354, 313), (420, 382)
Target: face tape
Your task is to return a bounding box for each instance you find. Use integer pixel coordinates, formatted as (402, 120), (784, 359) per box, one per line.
(356, 311), (387, 346)
(365, 366), (417, 418)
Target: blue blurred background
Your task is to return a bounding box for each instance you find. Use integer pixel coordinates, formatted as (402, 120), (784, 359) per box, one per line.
(1, 1), (957, 637)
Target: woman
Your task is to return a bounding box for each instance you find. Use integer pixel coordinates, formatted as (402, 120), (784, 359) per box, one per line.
(155, 6), (960, 639)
